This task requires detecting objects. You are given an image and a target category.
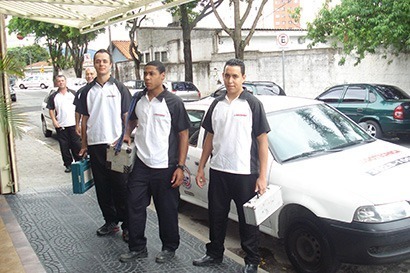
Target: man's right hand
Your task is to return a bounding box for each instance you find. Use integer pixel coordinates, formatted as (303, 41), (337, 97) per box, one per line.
(79, 147), (87, 158)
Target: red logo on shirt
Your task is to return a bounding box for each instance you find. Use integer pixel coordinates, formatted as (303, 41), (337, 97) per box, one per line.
(234, 114), (247, 117)
(154, 113), (166, 117)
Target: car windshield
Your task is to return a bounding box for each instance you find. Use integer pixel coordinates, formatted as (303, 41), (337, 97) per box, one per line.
(375, 85), (410, 100)
(267, 104), (374, 162)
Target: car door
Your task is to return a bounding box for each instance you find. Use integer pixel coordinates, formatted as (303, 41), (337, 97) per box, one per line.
(337, 85), (369, 123)
(183, 109), (209, 204)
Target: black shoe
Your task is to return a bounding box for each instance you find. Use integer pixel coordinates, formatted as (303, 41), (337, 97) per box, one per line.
(155, 249), (175, 263)
(64, 166), (71, 173)
(96, 222), (119, 236)
(192, 255), (223, 266)
(242, 264), (258, 273)
(122, 229), (129, 243)
(119, 248), (148, 262)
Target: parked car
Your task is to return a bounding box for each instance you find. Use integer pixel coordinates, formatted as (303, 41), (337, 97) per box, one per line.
(10, 85), (16, 102)
(124, 79), (145, 95)
(16, 75), (52, 89)
(210, 81), (285, 98)
(164, 81), (201, 101)
(182, 95), (410, 273)
(41, 90), (57, 137)
(66, 77), (87, 92)
(315, 84), (410, 139)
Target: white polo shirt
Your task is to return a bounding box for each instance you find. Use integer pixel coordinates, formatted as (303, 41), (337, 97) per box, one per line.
(77, 77), (131, 145)
(129, 88), (191, 169)
(202, 90), (270, 175)
(47, 89), (76, 127)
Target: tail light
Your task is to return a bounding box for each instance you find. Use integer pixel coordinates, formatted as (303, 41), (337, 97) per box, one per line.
(393, 105), (404, 120)
(198, 90), (201, 99)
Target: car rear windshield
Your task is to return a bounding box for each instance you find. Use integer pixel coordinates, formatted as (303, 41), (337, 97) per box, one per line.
(172, 82), (198, 91)
(375, 85), (410, 100)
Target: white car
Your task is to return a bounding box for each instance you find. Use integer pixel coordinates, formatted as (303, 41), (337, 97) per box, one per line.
(181, 95), (410, 273)
(17, 75), (52, 89)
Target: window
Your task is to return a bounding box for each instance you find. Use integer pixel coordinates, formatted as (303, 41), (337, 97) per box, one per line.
(317, 87), (344, 103)
(342, 86), (367, 103)
(144, 53), (150, 63)
(154, 52), (160, 61)
(187, 110), (205, 146)
(161, 51), (168, 62)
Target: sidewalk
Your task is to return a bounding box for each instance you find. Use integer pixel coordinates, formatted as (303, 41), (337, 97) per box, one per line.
(0, 133), (260, 273)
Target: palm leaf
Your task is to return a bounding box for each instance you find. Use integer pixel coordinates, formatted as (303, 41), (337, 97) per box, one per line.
(0, 95), (26, 139)
(0, 53), (26, 139)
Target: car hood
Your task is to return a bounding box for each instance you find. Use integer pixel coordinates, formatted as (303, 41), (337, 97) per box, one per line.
(277, 140), (410, 206)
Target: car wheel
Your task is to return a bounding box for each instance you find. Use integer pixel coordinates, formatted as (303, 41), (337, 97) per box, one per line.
(19, 84), (25, 89)
(41, 115), (52, 137)
(40, 83), (47, 89)
(285, 219), (340, 273)
(365, 120), (382, 138)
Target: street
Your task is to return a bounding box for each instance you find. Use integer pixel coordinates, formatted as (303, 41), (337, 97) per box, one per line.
(12, 88), (410, 273)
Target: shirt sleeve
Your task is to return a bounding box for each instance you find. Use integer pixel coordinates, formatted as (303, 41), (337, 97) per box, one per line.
(170, 96), (191, 133)
(46, 92), (56, 110)
(249, 97), (271, 137)
(77, 85), (90, 116)
(201, 99), (219, 134)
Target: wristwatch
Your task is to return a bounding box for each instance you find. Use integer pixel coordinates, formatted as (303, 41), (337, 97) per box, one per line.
(176, 164), (185, 171)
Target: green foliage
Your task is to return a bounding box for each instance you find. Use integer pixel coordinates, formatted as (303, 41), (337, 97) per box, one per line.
(307, 0), (410, 65)
(7, 45), (49, 68)
(0, 54), (26, 138)
(167, 0), (202, 25)
(0, 94), (26, 139)
(7, 17), (102, 76)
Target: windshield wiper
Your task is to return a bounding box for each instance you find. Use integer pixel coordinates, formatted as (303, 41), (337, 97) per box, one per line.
(282, 149), (327, 163)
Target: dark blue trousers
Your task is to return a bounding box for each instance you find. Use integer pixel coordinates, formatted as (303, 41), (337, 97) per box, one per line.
(88, 144), (128, 229)
(56, 125), (81, 167)
(206, 168), (261, 265)
(127, 156), (180, 252)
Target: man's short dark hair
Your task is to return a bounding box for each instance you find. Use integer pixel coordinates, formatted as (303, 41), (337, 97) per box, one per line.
(146, 60), (166, 74)
(224, 59), (245, 75)
(94, 49), (113, 64)
(55, 74), (66, 81)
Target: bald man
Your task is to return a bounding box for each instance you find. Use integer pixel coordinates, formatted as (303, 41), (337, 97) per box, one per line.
(74, 67), (96, 135)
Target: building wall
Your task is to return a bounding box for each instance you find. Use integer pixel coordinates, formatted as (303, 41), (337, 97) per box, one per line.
(117, 27), (410, 98)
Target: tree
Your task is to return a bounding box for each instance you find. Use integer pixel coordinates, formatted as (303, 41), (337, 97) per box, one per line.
(127, 15), (147, 80)
(168, 0), (223, 82)
(7, 45), (49, 69)
(8, 18), (101, 78)
(64, 27), (101, 78)
(210, 0), (269, 60)
(306, 0), (410, 65)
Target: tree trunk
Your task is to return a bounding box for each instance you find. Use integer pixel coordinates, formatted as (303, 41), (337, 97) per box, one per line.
(180, 4), (193, 82)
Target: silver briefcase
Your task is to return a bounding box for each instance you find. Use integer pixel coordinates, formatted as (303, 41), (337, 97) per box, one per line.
(243, 185), (283, 226)
(106, 142), (136, 173)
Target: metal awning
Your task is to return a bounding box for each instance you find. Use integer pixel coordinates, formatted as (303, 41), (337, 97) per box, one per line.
(0, 0), (192, 33)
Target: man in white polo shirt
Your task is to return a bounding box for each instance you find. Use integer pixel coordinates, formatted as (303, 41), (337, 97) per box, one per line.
(119, 60), (190, 264)
(47, 75), (81, 173)
(193, 59), (270, 273)
(77, 49), (131, 242)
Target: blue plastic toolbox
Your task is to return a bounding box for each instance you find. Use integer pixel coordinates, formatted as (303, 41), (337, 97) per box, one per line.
(71, 158), (94, 194)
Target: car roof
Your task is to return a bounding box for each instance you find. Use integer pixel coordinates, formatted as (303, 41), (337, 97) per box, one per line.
(185, 95), (322, 113)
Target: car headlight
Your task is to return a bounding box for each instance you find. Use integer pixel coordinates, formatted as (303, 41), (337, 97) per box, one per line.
(354, 201), (410, 223)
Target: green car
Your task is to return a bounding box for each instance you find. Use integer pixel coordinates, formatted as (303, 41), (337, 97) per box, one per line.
(316, 84), (410, 139)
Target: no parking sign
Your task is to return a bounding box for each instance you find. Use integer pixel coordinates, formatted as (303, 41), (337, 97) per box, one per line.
(277, 33), (289, 47)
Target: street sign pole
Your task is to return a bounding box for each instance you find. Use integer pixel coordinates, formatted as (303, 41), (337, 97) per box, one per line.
(277, 33), (289, 92)
(282, 49), (285, 91)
